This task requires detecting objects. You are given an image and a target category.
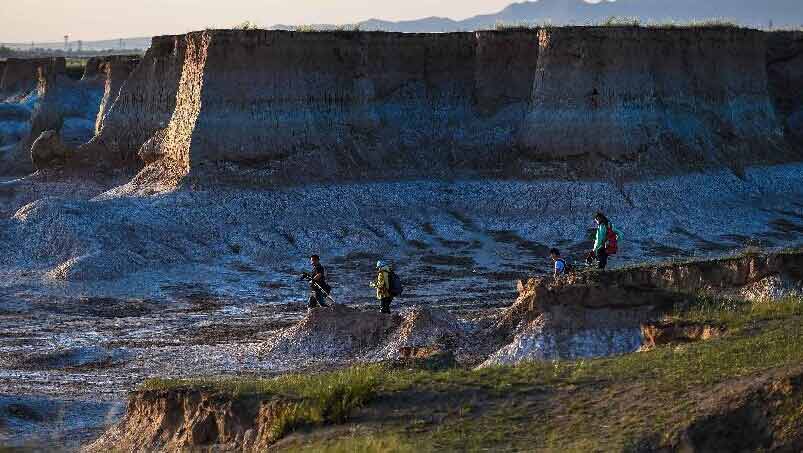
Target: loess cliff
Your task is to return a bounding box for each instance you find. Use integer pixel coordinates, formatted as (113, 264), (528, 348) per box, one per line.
(76, 27), (803, 186)
(767, 31), (803, 146)
(0, 55), (140, 174)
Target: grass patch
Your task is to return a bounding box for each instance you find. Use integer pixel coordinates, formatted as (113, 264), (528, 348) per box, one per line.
(676, 294), (803, 328)
(381, 311), (803, 394)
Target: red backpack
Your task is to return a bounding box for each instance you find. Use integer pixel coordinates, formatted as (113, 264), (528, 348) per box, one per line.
(605, 224), (618, 255)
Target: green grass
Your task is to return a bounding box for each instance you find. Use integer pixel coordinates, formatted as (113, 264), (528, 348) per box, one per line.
(675, 294), (803, 329)
(380, 306), (803, 395)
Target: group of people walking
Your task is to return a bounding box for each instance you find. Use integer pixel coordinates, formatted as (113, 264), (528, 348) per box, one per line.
(303, 255), (401, 314)
(304, 211), (622, 313)
(550, 211), (622, 277)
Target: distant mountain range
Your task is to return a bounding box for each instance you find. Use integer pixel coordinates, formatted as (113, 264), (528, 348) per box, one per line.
(276, 0), (803, 32)
(5, 0), (801, 51)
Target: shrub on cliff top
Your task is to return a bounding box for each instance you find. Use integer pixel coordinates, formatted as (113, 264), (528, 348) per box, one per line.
(595, 16), (742, 29)
(494, 21), (542, 31)
(292, 24), (363, 33)
(234, 21), (260, 30)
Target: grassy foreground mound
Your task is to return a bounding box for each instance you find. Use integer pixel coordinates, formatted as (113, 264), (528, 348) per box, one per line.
(93, 294), (803, 452)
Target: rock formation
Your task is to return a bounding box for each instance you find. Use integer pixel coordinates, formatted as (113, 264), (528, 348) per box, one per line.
(501, 249), (803, 330)
(0, 58), (65, 100)
(640, 320), (725, 350)
(79, 37), (187, 168)
(79, 27), (803, 187)
(258, 304), (475, 366)
(519, 27), (786, 177)
(481, 250), (803, 366)
(261, 304), (401, 363)
(87, 55), (141, 134)
(0, 56), (137, 174)
(30, 130), (72, 169)
(83, 388), (292, 452)
(768, 31), (803, 146)
(0, 60), (63, 173)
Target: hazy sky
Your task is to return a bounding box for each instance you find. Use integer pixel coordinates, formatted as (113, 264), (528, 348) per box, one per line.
(0, 0), (550, 43)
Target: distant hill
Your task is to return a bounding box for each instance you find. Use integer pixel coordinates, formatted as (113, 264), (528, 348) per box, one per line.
(277, 0), (803, 32)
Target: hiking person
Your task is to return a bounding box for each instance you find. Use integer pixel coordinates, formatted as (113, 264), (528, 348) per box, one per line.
(369, 260), (401, 314)
(549, 248), (570, 277)
(592, 212), (622, 270)
(303, 254), (331, 309)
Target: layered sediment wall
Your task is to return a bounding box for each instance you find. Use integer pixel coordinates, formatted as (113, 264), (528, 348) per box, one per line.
(502, 249), (803, 330)
(0, 56), (136, 174)
(82, 27), (802, 185)
(84, 389), (288, 452)
(89, 55), (141, 134)
(80, 37), (187, 167)
(768, 31), (803, 145)
(0, 58), (66, 99)
(482, 249), (803, 365)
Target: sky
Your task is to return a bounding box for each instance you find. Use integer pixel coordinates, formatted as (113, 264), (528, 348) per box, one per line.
(0, 0), (554, 43)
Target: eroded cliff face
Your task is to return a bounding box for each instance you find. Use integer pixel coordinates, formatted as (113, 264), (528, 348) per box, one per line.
(503, 249), (803, 329)
(79, 37), (187, 167)
(83, 389), (290, 452)
(481, 250), (803, 366)
(88, 55), (141, 135)
(0, 58), (68, 173)
(520, 27), (786, 177)
(768, 31), (803, 146)
(0, 58), (66, 100)
(0, 56), (139, 174)
(82, 27), (802, 186)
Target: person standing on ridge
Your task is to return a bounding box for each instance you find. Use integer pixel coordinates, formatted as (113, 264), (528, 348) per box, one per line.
(305, 254), (330, 309)
(370, 260), (395, 314)
(592, 212), (622, 270)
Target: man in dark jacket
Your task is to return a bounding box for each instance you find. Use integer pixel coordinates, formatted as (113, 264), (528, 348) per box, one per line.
(306, 254), (330, 309)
